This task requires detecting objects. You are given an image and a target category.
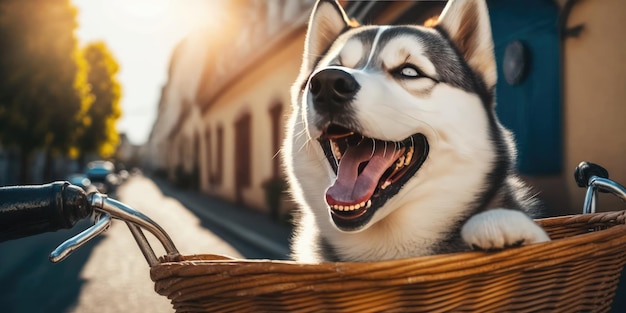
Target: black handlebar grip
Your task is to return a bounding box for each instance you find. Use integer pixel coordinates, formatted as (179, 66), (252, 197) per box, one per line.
(0, 181), (92, 242)
(574, 161), (609, 188)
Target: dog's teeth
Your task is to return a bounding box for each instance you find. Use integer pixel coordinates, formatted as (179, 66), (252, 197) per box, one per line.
(380, 181), (391, 190)
(330, 140), (342, 161)
(332, 201), (371, 212)
(404, 146), (414, 165)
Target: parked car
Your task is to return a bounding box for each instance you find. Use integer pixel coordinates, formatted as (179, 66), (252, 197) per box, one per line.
(85, 160), (119, 194)
(66, 174), (92, 192)
(117, 169), (130, 183)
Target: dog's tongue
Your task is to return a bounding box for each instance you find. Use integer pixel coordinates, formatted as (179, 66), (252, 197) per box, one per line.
(326, 140), (403, 205)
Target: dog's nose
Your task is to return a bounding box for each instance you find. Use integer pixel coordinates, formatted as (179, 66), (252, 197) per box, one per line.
(309, 68), (360, 115)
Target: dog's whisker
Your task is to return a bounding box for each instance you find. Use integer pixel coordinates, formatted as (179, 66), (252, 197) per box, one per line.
(297, 143), (308, 154)
(297, 137), (315, 153)
(295, 105), (314, 143)
(293, 129), (314, 153)
(272, 148), (282, 160)
(292, 132), (309, 149)
(293, 127), (309, 141)
(383, 141), (388, 158)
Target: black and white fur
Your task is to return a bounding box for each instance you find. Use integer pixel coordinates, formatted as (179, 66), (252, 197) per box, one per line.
(283, 0), (550, 263)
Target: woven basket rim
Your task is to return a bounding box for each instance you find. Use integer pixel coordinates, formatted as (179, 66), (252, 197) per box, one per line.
(151, 210), (626, 279)
(149, 210), (626, 313)
(150, 211), (626, 312)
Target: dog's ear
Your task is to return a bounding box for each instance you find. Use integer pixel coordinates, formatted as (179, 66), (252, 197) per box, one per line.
(303, 0), (353, 71)
(436, 0), (496, 88)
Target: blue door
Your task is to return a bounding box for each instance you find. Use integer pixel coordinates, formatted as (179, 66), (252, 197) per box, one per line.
(488, 0), (562, 175)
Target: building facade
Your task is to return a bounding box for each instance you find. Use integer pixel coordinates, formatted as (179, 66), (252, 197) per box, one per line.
(146, 0), (626, 217)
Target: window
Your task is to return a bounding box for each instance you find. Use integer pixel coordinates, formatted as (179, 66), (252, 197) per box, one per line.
(269, 103), (283, 178)
(216, 125), (224, 185)
(205, 127), (214, 185)
(234, 113), (251, 203)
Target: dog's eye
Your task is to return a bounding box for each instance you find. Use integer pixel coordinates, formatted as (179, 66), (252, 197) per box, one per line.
(393, 64), (422, 78)
(401, 67), (419, 77)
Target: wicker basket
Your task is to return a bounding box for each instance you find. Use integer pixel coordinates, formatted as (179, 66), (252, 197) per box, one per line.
(150, 210), (626, 313)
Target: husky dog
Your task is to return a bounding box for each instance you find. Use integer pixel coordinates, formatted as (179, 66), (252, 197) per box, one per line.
(283, 0), (550, 263)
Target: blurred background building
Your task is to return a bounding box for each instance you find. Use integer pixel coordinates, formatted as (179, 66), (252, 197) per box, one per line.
(143, 0), (625, 219)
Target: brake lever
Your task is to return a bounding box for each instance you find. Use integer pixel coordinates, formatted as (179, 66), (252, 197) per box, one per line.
(50, 211), (112, 263)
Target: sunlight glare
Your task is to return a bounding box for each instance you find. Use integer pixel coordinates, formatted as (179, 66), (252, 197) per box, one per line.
(73, 0), (226, 144)
(113, 0), (168, 19)
(107, 0), (223, 37)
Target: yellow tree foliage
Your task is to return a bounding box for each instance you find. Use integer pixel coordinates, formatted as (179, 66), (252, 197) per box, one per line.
(78, 41), (122, 158)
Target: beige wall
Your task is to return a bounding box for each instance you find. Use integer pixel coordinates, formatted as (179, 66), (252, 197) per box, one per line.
(151, 0), (626, 217)
(562, 0), (626, 214)
(145, 31), (212, 173)
(201, 29), (305, 210)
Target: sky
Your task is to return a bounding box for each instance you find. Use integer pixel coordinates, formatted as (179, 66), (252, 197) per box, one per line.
(72, 0), (220, 145)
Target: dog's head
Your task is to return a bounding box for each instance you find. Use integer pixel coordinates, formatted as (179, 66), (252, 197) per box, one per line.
(287, 0), (505, 234)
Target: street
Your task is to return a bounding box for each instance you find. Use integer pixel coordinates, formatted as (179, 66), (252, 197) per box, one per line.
(0, 174), (291, 313)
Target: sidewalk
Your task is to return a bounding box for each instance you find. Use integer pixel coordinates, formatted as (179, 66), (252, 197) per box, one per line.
(150, 177), (292, 260)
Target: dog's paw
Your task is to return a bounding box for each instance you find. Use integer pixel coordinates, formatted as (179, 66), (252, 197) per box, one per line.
(461, 208), (550, 251)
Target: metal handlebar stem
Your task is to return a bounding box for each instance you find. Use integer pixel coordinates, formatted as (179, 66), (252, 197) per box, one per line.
(582, 176), (626, 214)
(50, 192), (179, 266)
(96, 194), (179, 265)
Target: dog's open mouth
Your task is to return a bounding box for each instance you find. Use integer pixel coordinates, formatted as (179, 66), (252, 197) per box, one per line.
(318, 124), (429, 230)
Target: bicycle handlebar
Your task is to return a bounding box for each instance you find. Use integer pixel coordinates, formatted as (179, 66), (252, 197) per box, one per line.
(574, 161), (609, 188)
(0, 181), (179, 266)
(0, 182), (92, 242)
